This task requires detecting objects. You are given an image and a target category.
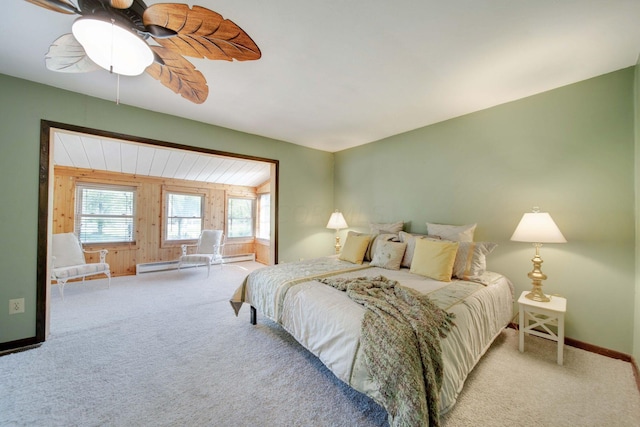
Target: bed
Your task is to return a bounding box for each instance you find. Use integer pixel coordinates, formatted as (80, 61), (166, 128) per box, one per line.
(230, 226), (514, 426)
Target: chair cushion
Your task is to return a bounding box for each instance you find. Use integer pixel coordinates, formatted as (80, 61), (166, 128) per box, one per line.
(180, 254), (213, 264)
(52, 233), (86, 268)
(52, 263), (110, 279)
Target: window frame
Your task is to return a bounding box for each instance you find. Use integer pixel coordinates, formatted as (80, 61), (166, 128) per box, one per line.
(74, 182), (137, 246)
(256, 193), (271, 241)
(161, 186), (208, 247)
(226, 196), (256, 239)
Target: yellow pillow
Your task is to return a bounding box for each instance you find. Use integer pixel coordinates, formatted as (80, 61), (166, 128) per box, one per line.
(410, 238), (459, 281)
(339, 234), (371, 264)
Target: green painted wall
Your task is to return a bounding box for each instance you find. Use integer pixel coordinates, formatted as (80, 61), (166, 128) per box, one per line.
(634, 60), (640, 362)
(334, 68), (636, 353)
(0, 74), (334, 345)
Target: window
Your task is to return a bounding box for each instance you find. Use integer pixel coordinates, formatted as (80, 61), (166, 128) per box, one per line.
(257, 193), (270, 240)
(165, 192), (204, 240)
(75, 183), (135, 244)
(228, 197), (254, 238)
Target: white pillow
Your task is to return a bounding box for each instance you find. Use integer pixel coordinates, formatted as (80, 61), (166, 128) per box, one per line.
(370, 241), (407, 270)
(369, 221), (404, 235)
(426, 222), (476, 242)
(452, 242), (497, 282)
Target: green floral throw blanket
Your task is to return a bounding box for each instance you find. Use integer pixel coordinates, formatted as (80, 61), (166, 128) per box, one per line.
(319, 275), (455, 427)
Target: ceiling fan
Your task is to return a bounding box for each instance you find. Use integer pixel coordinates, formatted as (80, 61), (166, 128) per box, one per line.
(25, 0), (262, 104)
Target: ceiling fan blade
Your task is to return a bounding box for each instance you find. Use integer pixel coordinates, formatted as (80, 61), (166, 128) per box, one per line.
(45, 34), (101, 73)
(145, 24), (178, 39)
(110, 0), (134, 8)
(143, 4), (261, 61)
(24, 0), (80, 14)
(146, 46), (209, 104)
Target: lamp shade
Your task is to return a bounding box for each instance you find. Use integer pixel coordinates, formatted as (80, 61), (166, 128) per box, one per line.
(510, 211), (567, 243)
(72, 17), (154, 76)
(326, 211), (348, 230)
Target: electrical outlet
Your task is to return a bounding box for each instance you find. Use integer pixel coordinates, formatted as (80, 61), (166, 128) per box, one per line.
(9, 298), (24, 315)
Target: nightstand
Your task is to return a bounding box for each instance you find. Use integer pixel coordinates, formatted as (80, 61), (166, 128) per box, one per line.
(518, 290), (567, 365)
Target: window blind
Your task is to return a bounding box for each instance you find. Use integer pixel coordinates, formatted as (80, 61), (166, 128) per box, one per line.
(228, 197), (254, 238)
(75, 183), (136, 244)
(166, 192), (204, 240)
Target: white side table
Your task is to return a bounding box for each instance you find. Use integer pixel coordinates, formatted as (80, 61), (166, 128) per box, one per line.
(518, 290), (567, 365)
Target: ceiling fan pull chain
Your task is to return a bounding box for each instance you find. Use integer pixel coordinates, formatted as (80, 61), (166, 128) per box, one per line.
(109, 17), (120, 105)
(109, 19), (115, 75)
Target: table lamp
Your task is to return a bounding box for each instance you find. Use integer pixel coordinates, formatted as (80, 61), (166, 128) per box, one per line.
(326, 210), (348, 254)
(510, 207), (566, 302)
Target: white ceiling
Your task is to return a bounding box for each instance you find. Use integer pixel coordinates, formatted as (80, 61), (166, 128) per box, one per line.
(4, 1), (640, 153)
(53, 130), (272, 187)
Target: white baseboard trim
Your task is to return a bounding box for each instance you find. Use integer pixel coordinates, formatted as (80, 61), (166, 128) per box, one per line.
(136, 253), (255, 274)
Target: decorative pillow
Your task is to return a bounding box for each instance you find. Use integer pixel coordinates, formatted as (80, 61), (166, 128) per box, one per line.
(426, 222), (477, 242)
(52, 233), (86, 268)
(410, 238), (459, 281)
(369, 233), (398, 261)
(453, 242), (497, 282)
(370, 241), (407, 270)
(339, 233), (372, 264)
(369, 221), (404, 235)
(398, 231), (440, 268)
(346, 231), (373, 261)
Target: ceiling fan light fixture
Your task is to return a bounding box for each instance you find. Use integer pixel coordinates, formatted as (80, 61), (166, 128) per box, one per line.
(71, 16), (153, 76)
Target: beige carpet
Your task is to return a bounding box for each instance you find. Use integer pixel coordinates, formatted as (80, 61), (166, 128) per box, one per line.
(441, 327), (640, 426)
(1, 262), (638, 426)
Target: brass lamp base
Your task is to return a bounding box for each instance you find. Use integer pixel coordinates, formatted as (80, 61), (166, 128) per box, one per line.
(525, 243), (551, 303)
(525, 286), (550, 302)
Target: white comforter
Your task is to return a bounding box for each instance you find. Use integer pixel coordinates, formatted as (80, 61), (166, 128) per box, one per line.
(231, 258), (514, 416)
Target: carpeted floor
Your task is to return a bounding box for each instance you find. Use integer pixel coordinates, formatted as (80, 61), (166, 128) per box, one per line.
(1, 262), (638, 426)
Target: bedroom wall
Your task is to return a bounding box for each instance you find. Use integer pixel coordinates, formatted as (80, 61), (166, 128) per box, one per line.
(334, 67), (636, 354)
(0, 74), (334, 346)
(634, 59), (640, 364)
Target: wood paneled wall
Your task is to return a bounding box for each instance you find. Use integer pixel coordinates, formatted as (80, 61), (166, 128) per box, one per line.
(53, 166), (266, 276)
(255, 240), (270, 264)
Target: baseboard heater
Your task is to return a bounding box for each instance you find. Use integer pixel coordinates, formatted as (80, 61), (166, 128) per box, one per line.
(136, 253), (256, 275)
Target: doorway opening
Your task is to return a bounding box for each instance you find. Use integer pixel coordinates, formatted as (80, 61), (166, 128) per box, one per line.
(36, 120), (279, 342)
